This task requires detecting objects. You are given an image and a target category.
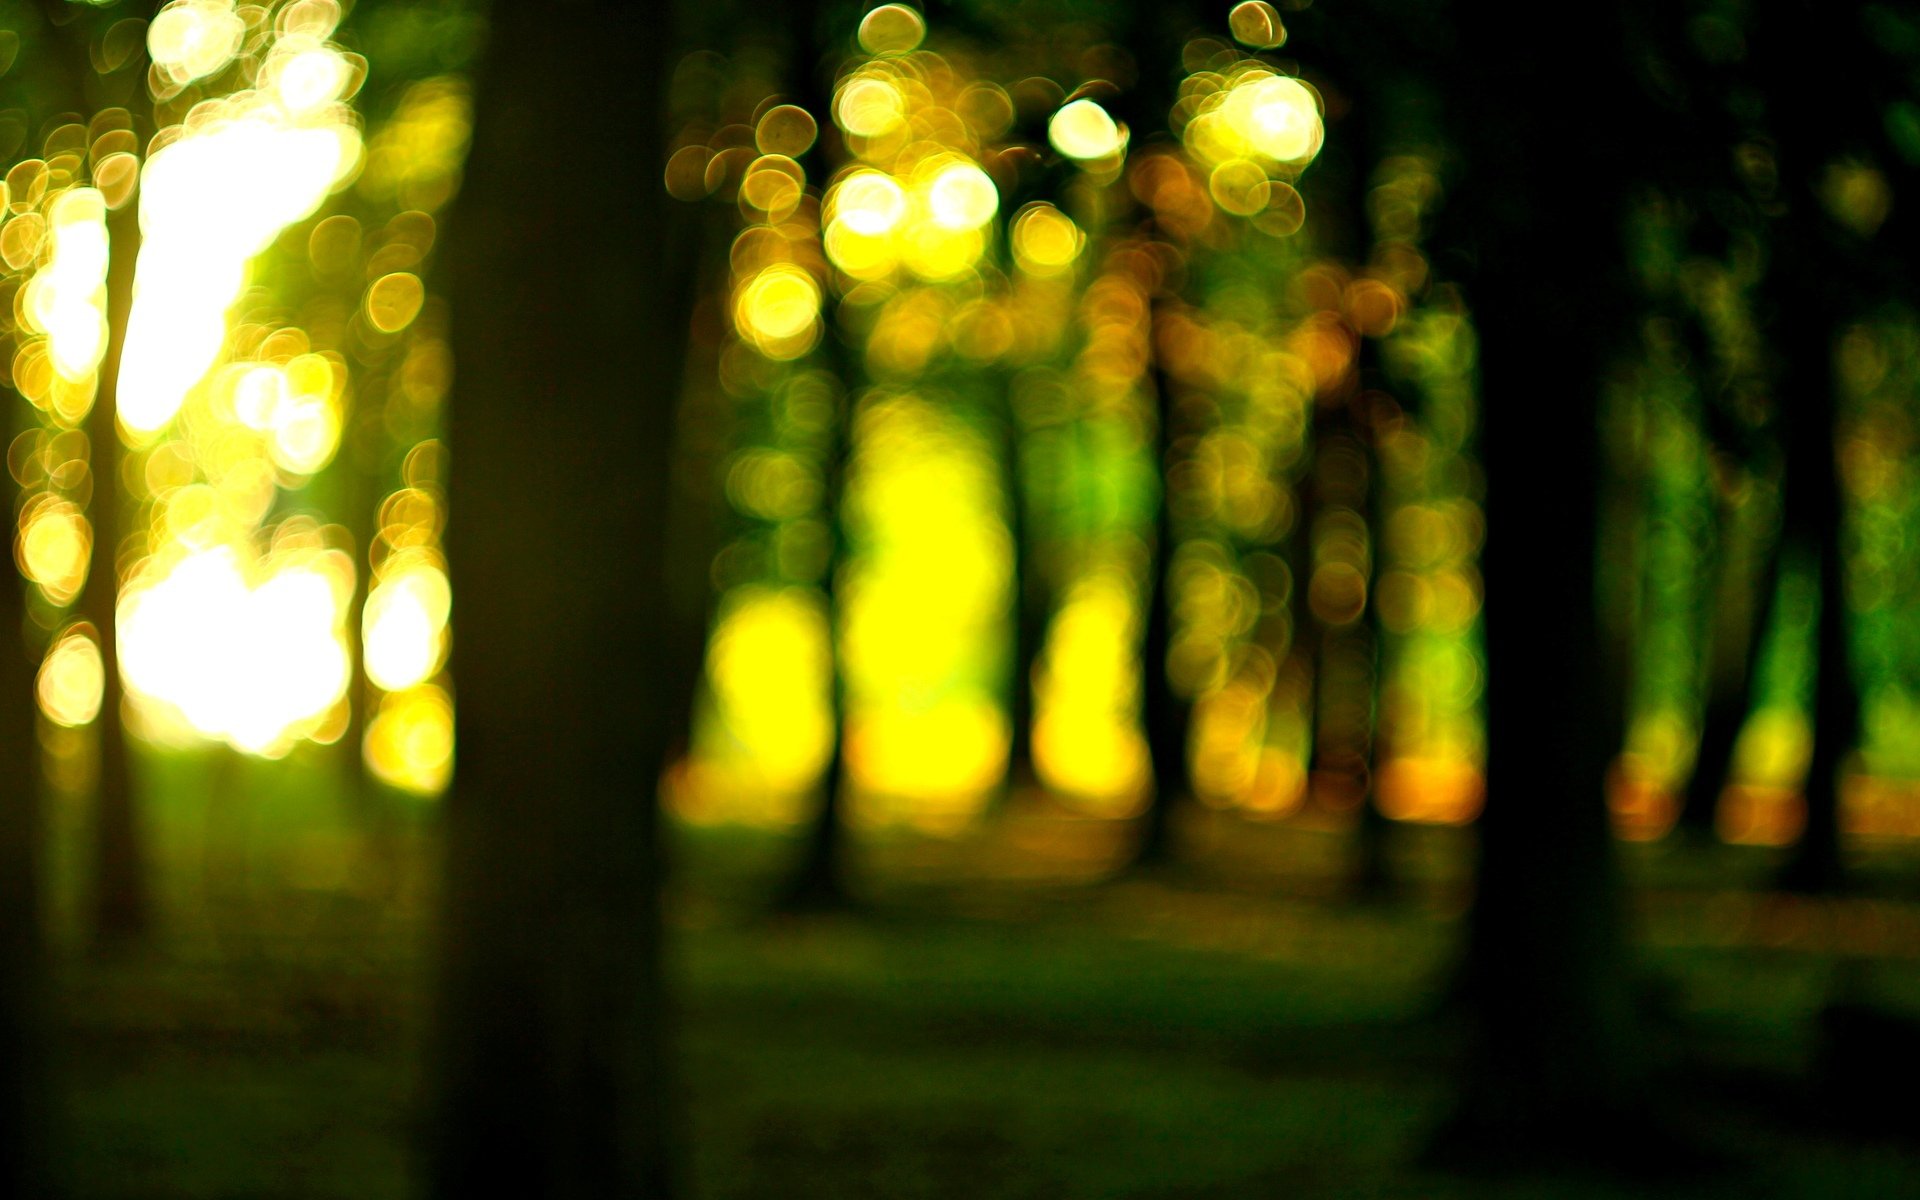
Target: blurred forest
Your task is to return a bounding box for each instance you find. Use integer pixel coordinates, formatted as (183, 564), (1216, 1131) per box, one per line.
(2, 0), (1920, 1196)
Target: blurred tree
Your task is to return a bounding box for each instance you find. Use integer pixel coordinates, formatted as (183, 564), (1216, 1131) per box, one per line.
(1436, 2), (1649, 1160)
(86, 155), (146, 946)
(0, 430), (48, 1200)
(431, 0), (707, 1191)
(26, 0), (152, 946)
(1120, 0), (1200, 869)
(1749, 0), (1896, 893)
(1133, 297), (1193, 866)
(775, 0), (857, 912)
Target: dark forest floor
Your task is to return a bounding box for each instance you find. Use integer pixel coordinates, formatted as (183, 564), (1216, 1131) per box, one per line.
(45, 763), (1920, 1197)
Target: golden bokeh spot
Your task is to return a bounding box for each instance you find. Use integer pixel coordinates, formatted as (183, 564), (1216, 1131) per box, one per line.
(1010, 202), (1083, 275)
(836, 75), (907, 138)
(740, 155), (806, 220)
(734, 264), (822, 359)
(922, 159), (998, 230)
(280, 0), (344, 39)
(1208, 157), (1270, 215)
(148, 0), (246, 84)
(6, 159), (47, 214)
(1, 211), (45, 271)
(830, 169), (908, 236)
(1252, 179), (1305, 236)
(363, 559), (452, 692)
(1228, 1), (1287, 49)
(857, 4), (928, 56)
(271, 45), (354, 115)
(1308, 561), (1368, 626)
(1048, 98), (1126, 162)
(18, 499), (91, 606)
(1344, 277), (1403, 337)
(38, 626), (104, 729)
(754, 104), (819, 158)
(956, 83), (1014, 138)
(365, 684), (455, 796)
(664, 144), (714, 201)
(93, 152), (141, 210)
(366, 271), (426, 333)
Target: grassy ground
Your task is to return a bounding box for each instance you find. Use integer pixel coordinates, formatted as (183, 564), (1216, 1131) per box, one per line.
(44, 766), (1920, 1197)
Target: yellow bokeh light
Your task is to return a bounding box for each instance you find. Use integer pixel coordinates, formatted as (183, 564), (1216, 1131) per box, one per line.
(1031, 577), (1150, 809)
(119, 63), (363, 435)
(1228, 0), (1287, 49)
(857, 4), (927, 56)
(831, 169), (909, 236)
(365, 683), (454, 796)
(922, 160), (999, 230)
(118, 544), (353, 755)
(148, 0), (246, 85)
(755, 104), (819, 158)
(1048, 98), (1127, 162)
(17, 500), (91, 606)
(836, 75), (908, 139)
(271, 45), (353, 115)
(1222, 73), (1322, 164)
(1010, 202), (1083, 275)
(30, 188), (110, 382)
(1209, 157), (1270, 216)
(734, 264), (822, 359)
(705, 588), (834, 794)
(366, 271), (426, 333)
(363, 559), (452, 692)
(37, 626), (105, 729)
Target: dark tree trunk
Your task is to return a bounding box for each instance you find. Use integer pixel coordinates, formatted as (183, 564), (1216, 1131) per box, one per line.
(1132, 301), (1188, 867)
(774, 0), (855, 911)
(0, 471), (50, 1200)
(1678, 485), (1780, 839)
(1352, 392), (1393, 900)
(1003, 403), (1045, 792)
(778, 379), (854, 911)
(88, 201), (147, 947)
(1437, 3), (1647, 1159)
(1751, 3), (1861, 895)
(1770, 296), (1852, 894)
(431, 2), (703, 1193)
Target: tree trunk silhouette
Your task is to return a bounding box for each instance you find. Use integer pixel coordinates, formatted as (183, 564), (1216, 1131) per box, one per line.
(774, 0), (855, 912)
(777, 379), (854, 911)
(1769, 289), (1852, 894)
(0, 457), (50, 1200)
(1677, 482), (1780, 839)
(87, 200), (147, 947)
(1436, 3), (1648, 1161)
(431, 2), (703, 1193)
(1132, 300), (1188, 867)
(1750, 2), (1862, 895)
(1003, 400), (1044, 793)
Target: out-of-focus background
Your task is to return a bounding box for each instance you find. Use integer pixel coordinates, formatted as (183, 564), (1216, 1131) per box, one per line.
(2, 0), (1919, 1195)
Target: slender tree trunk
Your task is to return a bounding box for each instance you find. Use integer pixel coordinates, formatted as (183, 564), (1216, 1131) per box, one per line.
(1749, 0), (1860, 895)
(1132, 300), (1188, 866)
(432, 2), (701, 1192)
(88, 200), (147, 946)
(773, 0), (856, 910)
(1353, 393), (1393, 898)
(1003, 404), (1045, 792)
(778, 377), (854, 911)
(1678, 485), (1780, 838)
(1772, 300), (1852, 893)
